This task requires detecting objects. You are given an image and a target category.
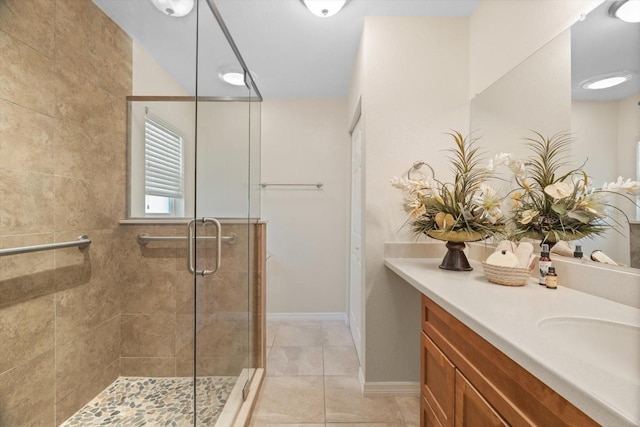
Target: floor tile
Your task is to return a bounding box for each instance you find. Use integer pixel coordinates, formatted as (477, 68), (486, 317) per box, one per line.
(322, 324), (354, 347)
(272, 323), (323, 347)
(324, 376), (404, 423)
(252, 376), (325, 423)
(395, 396), (420, 427)
(266, 323), (279, 347)
(323, 346), (359, 376)
(267, 346), (323, 376)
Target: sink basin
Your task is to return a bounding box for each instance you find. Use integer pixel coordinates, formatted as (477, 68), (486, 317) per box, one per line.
(537, 316), (640, 382)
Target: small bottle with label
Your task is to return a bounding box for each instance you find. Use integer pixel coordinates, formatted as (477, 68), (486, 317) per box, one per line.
(538, 244), (552, 286)
(545, 266), (558, 289)
(573, 245), (583, 259)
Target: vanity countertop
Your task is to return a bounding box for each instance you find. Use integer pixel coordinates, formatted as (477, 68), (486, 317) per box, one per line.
(385, 256), (640, 427)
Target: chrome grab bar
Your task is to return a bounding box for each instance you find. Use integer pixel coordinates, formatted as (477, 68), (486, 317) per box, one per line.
(136, 233), (236, 245)
(0, 235), (91, 257)
(187, 217), (222, 277)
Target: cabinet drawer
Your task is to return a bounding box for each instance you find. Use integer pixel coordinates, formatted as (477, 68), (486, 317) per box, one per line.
(422, 395), (444, 427)
(421, 331), (455, 427)
(455, 370), (508, 427)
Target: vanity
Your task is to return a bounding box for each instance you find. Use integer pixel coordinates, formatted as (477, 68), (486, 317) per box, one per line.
(385, 243), (640, 427)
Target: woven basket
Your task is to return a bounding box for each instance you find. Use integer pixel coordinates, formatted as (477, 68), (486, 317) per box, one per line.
(481, 262), (534, 287)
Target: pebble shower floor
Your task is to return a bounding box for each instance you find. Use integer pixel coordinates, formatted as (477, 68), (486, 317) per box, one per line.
(59, 376), (238, 426)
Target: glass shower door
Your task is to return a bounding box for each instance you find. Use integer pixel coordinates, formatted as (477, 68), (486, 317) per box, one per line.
(191, 0), (262, 424)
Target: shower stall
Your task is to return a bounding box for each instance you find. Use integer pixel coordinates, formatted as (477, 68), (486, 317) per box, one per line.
(0, 0), (263, 425)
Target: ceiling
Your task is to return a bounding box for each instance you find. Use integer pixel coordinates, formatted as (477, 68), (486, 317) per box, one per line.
(94, 0), (480, 98)
(571, 0), (640, 101)
(93, 0), (638, 101)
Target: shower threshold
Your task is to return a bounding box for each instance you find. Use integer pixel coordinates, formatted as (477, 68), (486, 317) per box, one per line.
(60, 376), (238, 426)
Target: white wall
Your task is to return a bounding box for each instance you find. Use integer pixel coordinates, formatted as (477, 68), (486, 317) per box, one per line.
(348, 16), (471, 383)
(132, 41), (190, 97)
(261, 98), (350, 315)
(195, 102), (256, 218)
(469, 0), (602, 97)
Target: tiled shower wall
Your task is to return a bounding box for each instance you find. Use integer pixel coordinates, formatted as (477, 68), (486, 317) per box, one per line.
(118, 223), (263, 378)
(0, 2), (263, 426)
(0, 0), (131, 425)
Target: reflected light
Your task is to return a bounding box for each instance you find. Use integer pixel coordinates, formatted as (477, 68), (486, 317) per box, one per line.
(219, 70), (246, 86)
(609, 0), (640, 23)
(582, 73), (632, 90)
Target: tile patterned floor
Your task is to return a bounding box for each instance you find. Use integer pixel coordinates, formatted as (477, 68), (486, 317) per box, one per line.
(60, 376), (237, 427)
(250, 320), (420, 427)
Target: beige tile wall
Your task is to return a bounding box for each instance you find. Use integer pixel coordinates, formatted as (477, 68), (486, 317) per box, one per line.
(119, 223), (262, 378)
(0, 0), (130, 425)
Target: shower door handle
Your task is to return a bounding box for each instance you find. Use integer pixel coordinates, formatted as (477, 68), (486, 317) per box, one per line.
(187, 217), (222, 276)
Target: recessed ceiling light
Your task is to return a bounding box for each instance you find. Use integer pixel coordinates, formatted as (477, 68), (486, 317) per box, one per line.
(150, 0), (194, 17)
(581, 72), (633, 90)
(609, 0), (640, 23)
(302, 0), (347, 18)
(218, 69), (246, 86)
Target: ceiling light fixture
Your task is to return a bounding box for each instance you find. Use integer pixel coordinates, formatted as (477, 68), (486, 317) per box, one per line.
(608, 0), (640, 23)
(301, 0), (347, 18)
(218, 69), (246, 86)
(150, 0), (194, 17)
(581, 72), (633, 90)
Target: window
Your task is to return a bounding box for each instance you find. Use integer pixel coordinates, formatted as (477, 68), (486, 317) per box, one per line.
(144, 111), (184, 215)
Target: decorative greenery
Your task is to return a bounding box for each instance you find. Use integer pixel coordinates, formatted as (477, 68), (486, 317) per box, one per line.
(391, 131), (505, 241)
(495, 131), (640, 243)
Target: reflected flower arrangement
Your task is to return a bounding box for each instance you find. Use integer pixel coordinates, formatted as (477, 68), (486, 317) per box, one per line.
(493, 132), (640, 244)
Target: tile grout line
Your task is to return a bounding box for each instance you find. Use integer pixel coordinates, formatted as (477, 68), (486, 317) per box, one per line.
(322, 343), (327, 425)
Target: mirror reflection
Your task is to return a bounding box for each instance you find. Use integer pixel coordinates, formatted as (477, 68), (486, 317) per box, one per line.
(471, 0), (639, 269)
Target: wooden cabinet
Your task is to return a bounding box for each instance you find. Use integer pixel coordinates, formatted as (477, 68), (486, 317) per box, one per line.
(420, 295), (598, 427)
(422, 395), (444, 427)
(421, 332), (455, 426)
(455, 371), (508, 427)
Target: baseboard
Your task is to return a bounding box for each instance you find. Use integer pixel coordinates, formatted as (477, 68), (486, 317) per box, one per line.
(362, 380), (420, 397)
(266, 312), (348, 323)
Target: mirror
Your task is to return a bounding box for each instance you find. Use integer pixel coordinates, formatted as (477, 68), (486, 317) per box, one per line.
(471, 0), (639, 268)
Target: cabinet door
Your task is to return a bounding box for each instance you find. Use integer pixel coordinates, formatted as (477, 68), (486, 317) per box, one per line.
(422, 396), (444, 427)
(421, 332), (455, 427)
(455, 370), (508, 427)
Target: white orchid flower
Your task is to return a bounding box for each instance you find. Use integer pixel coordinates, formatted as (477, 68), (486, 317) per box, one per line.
(519, 209), (539, 225)
(602, 176), (640, 196)
(472, 185), (503, 224)
(403, 196), (426, 218)
(544, 182), (574, 200)
(508, 160), (527, 179)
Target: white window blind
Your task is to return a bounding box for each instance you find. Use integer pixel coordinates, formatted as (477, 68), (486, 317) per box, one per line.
(144, 112), (184, 199)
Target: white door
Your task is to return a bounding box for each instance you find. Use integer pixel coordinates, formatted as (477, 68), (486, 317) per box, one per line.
(349, 118), (363, 361)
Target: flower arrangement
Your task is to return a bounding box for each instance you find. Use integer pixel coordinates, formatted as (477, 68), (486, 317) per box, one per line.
(491, 131), (640, 244)
(390, 131), (505, 243)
